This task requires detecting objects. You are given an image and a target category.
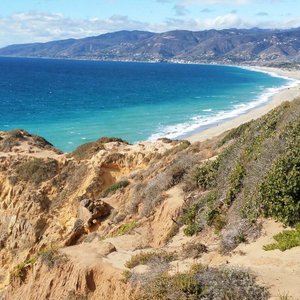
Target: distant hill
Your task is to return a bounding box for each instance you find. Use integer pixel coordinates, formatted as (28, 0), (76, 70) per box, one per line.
(0, 28), (300, 65)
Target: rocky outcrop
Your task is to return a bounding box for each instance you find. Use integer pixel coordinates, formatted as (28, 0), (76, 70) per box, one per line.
(4, 255), (135, 300)
(0, 130), (183, 297)
(78, 199), (112, 227)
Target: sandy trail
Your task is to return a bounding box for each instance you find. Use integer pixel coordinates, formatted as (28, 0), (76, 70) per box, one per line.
(228, 220), (300, 299)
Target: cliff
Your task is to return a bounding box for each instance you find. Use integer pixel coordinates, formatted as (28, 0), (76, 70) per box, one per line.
(0, 98), (300, 299)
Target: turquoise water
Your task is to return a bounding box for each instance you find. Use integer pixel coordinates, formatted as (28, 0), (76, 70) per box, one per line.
(0, 57), (293, 152)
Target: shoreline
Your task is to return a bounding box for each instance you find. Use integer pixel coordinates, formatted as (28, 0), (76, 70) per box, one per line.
(1, 58), (299, 150)
(187, 66), (300, 143)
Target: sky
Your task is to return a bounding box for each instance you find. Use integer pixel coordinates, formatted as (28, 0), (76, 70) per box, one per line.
(0, 0), (299, 47)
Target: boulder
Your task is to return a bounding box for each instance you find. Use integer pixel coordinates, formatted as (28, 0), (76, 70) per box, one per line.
(78, 199), (112, 227)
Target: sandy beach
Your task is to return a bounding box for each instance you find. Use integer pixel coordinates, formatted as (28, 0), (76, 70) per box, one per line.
(187, 66), (300, 143)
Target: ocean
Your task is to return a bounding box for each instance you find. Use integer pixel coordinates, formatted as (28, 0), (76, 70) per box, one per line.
(0, 57), (294, 152)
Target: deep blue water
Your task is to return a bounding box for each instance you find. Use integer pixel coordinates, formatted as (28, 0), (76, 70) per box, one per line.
(0, 57), (291, 152)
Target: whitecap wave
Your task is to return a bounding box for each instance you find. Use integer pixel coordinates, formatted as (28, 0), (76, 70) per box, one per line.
(148, 75), (299, 141)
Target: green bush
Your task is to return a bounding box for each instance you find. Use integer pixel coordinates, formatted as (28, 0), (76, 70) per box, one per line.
(101, 180), (130, 198)
(244, 106), (284, 159)
(115, 221), (137, 236)
(225, 162), (245, 205)
(259, 145), (300, 225)
(195, 159), (220, 190)
(183, 223), (201, 237)
(263, 223), (300, 251)
(122, 270), (133, 283)
(10, 257), (37, 282)
(181, 203), (202, 236)
(219, 121), (252, 146)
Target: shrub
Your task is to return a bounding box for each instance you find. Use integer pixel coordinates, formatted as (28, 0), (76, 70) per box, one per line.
(182, 166), (200, 192)
(71, 137), (128, 160)
(278, 292), (294, 300)
(203, 191), (225, 231)
(182, 242), (208, 259)
(164, 223), (179, 243)
(208, 211), (227, 233)
(182, 203), (202, 236)
(122, 270), (133, 283)
(10, 247), (68, 283)
(101, 180), (130, 198)
(137, 265), (268, 300)
(15, 158), (58, 185)
(39, 248), (68, 268)
(163, 140), (190, 156)
(166, 153), (198, 186)
(184, 223), (201, 237)
(181, 204), (199, 226)
(10, 257), (37, 282)
(137, 152), (198, 217)
(259, 144), (300, 226)
(196, 159), (220, 190)
(219, 121), (252, 146)
(225, 162), (245, 205)
(115, 221), (137, 236)
(128, 182), (146, 214)
(0, 129), (26, 151)
(137, 272), (202, 300)
(125, 251), (176, 269)
(263, 223), (300, 251)
(182, 191), (220, 236)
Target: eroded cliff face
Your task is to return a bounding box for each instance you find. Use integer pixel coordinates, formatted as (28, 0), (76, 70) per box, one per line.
(1, 115), (299, 300)
(0, 129), (202, 299)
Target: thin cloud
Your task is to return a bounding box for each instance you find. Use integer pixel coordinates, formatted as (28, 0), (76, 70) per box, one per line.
(173, 4), (189, 16)
(256, 12), (269, 16)
(201, 8), (215, 13)
(0, 10), (300, 47)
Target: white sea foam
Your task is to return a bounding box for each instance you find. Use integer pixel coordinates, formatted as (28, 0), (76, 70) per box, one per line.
(202, 108), (212, 112)
(148, 71), (299, 141)
(238, 66), (297, 82)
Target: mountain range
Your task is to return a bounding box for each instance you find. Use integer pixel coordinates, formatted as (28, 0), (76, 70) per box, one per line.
(0, 28), (300, 65)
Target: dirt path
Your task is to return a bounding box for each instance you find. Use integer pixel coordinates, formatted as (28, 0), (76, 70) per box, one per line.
(228, 220), (300, 299)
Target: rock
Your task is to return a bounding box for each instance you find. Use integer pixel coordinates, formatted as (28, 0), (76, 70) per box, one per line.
(80, 198), (91, 208)
(65, 223), (86, 247)
(78, 199), (112, 227)
(98, 242), (116, 256)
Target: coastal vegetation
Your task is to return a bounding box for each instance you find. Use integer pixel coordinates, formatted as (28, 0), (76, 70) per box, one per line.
(125, 251), (176, 269)
(179, 99), (300, 253)
(14, 158), (58, 185)
(101, 180), (130, 198)
(115, 221), (137, 236)
(263, 224), (300, 251)
(135, 264), (268, 300)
